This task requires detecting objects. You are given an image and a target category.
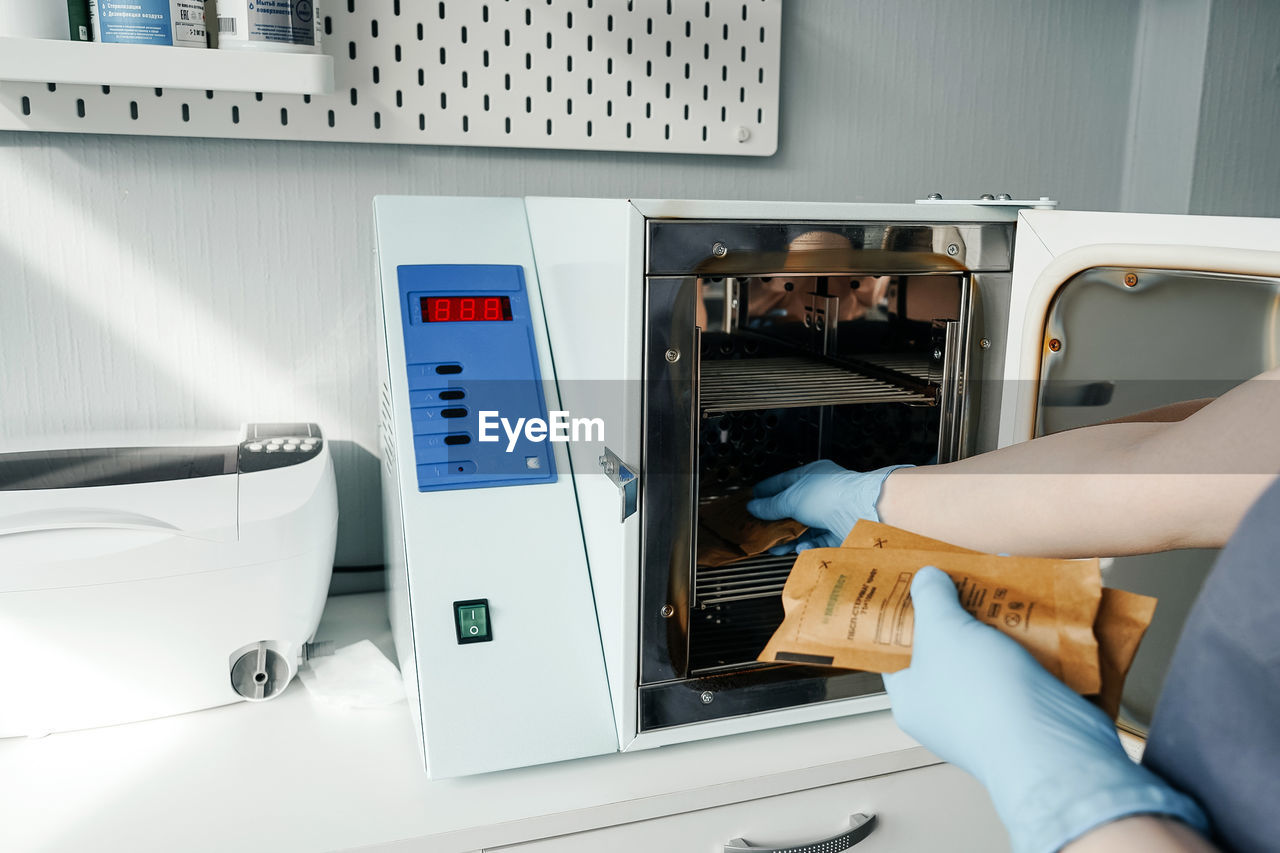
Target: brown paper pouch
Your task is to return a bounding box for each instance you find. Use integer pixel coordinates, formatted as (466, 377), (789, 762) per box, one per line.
(697, 492), (807, 567)
(841, 521), (1156, 716)
(696, 526), (749, 568)
(1092, 588), (1157, 719)
(760, 544), (1103, 693)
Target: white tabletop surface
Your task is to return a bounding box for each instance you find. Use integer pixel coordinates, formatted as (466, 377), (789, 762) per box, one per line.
(0, 592), (934, 853)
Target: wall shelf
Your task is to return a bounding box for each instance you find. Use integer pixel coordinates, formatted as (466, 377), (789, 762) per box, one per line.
(0, 37), (334, 95)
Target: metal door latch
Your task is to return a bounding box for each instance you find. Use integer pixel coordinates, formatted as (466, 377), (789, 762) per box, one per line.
(598, 447), (638, 522)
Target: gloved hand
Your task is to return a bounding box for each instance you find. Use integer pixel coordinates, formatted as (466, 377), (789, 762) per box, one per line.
(884, 566), (1208, 853)
(746, 460), (912, 552)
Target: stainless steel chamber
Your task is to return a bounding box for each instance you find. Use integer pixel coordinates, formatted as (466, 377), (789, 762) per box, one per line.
(638, 218), (1015, 730)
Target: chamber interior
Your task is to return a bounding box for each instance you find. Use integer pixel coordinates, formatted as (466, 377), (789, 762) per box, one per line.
(689, 272), (963, 675)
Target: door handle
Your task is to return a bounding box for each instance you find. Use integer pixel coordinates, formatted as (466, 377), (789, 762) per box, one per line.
(725, 812), (877, 853)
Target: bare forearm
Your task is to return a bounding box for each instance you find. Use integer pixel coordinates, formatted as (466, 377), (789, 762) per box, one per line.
(877, 371), (1280, 557)
(1062, 816), (1217, 853)
(881, 434), (1214, 557)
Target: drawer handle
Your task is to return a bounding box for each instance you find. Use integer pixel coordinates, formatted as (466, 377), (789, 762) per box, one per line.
(725, 812), (877, 853)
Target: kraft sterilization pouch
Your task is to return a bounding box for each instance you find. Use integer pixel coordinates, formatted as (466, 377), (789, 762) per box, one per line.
(758, 526), (1105, 694)
(837, 521), (1157, 717)
(697, 491), (807, 567)
(1090, 586), (1158, 719)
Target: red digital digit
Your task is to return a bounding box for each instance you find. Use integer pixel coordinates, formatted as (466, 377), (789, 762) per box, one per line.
(422, 296), (513, 322)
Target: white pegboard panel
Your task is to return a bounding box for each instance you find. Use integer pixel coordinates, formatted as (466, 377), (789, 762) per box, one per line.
(0, 0), (781, 156)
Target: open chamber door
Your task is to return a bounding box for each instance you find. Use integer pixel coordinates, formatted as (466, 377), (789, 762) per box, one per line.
(998, 209), (1280, 729)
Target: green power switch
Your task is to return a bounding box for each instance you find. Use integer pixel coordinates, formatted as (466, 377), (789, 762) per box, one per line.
(453, 599), (492, 644)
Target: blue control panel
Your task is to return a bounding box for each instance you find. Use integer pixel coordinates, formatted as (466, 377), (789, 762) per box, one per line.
(397, 264), (557, 491)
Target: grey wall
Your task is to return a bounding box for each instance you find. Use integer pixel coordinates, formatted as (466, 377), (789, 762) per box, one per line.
(1190, 0), (1280, 216)
(1118, 0), (1280, 216)
(1120, 0), (1212, 214)
(0, 0), (1229, 565)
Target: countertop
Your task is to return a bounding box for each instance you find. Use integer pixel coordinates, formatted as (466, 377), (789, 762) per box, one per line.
(0, 592), (936, 852)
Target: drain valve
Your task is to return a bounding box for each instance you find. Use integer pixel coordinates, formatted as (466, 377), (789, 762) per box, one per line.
(231, 642), (290, 701)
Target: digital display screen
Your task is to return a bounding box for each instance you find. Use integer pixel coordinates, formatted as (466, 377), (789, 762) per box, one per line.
(421, 296), (513, 323)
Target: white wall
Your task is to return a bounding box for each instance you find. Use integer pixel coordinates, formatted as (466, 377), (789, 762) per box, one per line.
(1, 1), (1148, 563)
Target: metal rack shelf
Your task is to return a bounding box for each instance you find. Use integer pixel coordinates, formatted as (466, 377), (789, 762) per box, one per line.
(695, 553), (795, 608)
(699, 357), (932, 415)
(854, 354), (936, 384)
(688, 593), (785, 673)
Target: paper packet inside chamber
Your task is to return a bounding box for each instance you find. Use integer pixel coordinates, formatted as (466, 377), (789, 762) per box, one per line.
(696, 492), (807, 567)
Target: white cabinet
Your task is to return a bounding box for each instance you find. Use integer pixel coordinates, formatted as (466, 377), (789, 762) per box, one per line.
(488, 763), (1006, 853)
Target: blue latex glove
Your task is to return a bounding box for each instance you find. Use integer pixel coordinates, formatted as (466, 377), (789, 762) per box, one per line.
(884, 567), (1208, 853)
(746, 460), (912, 553)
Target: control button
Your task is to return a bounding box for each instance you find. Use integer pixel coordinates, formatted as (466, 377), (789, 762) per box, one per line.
(283, 443), (298, 452)
(453, 599), (492, 644)
(266, 443), (280, 452)
(300, 441), (315, 450)
(247, 443), (264, 452)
